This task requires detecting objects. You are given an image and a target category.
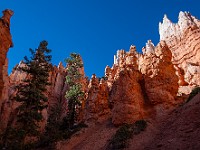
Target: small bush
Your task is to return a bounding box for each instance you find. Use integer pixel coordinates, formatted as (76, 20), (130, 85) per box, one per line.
(36, 122), (88, 149)
(0, 127), (28, 150)
(36, 101), (88, 149)
(107, 120), (147, 150)
(186, 86), (200, 103)
(133, 120), (147, 134)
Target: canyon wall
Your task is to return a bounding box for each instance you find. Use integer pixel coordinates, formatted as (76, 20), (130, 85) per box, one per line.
(0, 11), (200, 131)
(0, 61), (68, 131)
(1, 59), (89, 131)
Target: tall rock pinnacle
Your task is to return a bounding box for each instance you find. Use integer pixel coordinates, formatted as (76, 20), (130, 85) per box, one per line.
(0, 9), (13, 105)
(159, 11), (199, 41)
(0, 9), (13, 131)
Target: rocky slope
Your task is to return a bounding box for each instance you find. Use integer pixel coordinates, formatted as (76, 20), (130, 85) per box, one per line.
(127, 93), (200, 150)
(57, 93), (200, 150)
(56, 120), (117, 150)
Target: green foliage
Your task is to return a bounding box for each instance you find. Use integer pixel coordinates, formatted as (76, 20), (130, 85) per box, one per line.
(65, 53), (85, 128)
(0, 128), (22, 150)
(60, 122), (88, 140)
(35, 53), (86, 149)
(0, 127), (35, 150)
(3, 41), (52, 148)
(65, 53), (83, 85)
(37, 118), (88, 149)
(107, 120), (147, 150)
(186, 86), (200, 103)
(36, 103), (63, 149)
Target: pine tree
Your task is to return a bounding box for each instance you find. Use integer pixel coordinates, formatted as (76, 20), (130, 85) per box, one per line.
(65, 53), (84, 128)
(14, 40), (52, 144)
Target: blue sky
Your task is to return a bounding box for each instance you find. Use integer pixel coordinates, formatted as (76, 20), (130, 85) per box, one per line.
(0, 0), (200, 78)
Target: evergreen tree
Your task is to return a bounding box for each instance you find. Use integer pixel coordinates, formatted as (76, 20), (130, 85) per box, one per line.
(14, 40), (52, 145)
(65, 53), (84, 128)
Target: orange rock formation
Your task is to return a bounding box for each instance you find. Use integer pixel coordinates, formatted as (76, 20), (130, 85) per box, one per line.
(0, 11), (200, 130)
(0, 9), (13, 131)
(159, 11), (200, 94)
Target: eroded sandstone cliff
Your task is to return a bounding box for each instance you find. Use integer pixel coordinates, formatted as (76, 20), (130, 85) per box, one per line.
(159, 11), (200, 94)
(0, 11), (200, 132)
(0, 9), (13, 131)
(0, 9), (13, 106)
(84, 74), (110, 124)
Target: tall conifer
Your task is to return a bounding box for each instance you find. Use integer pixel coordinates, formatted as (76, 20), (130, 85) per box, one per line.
(65, 53), (84, 128)
(15, 40), (52, 142)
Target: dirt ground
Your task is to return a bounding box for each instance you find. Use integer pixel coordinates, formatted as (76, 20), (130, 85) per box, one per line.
(56, 119), (117, 150)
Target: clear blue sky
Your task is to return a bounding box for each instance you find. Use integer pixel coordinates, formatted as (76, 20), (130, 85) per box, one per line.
(0, 0), (200, 78)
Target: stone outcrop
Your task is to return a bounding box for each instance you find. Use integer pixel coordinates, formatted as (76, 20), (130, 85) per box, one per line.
(84, 74), (110, 123)
(47, 62), (66, 110)
(110, 68), (144, 125)
(139, 41), (179, 107)
(107, 40), (179, 125)
(139, 41), (180, 117)
(0, 9), (13, 108)
(159, 11), (200, 94)
(107, 46), (144, 125)
(0, 9), (13, 131)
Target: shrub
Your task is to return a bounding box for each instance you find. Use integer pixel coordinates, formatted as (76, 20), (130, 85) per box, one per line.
(186, 86), (200, 103)
(36, 121), (88, 149)
(107, 120), (147, 150)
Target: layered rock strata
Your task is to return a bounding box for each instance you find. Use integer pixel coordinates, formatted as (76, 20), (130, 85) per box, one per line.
(159, 11), (200, 94)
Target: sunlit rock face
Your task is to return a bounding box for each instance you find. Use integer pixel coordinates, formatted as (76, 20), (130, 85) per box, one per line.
(159, 11), (198, 41)
(0, 9), (13, 130)
(159, 11), (200, 94)
(83, 10), (200, 125)
(142, 40), (155, 55)
(106, 40), (179, 125)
